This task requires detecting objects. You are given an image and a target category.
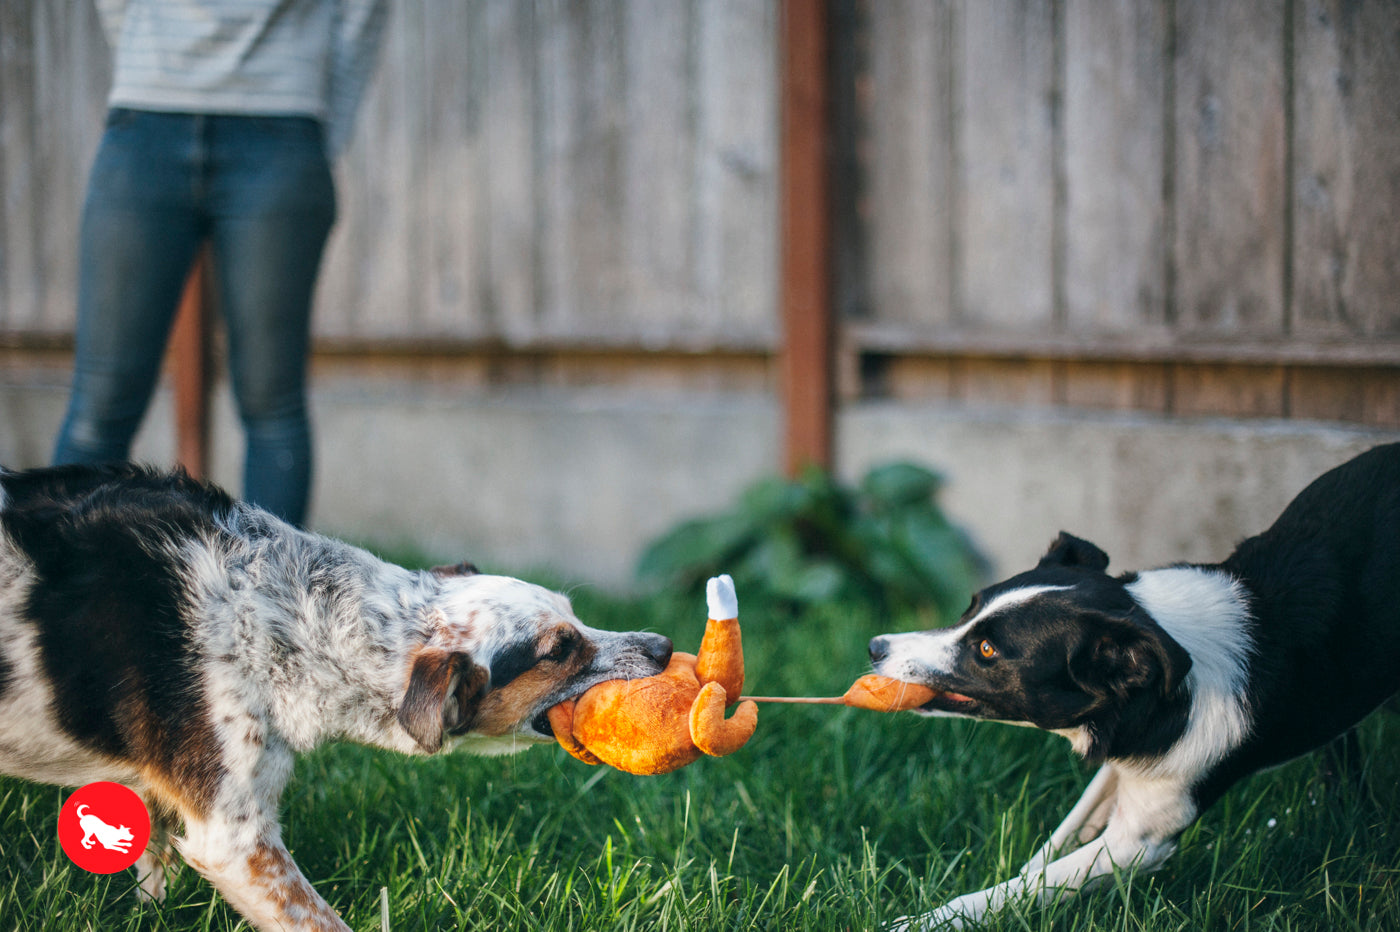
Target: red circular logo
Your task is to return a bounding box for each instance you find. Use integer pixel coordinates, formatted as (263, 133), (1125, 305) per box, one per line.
(57, 782), (151, 874)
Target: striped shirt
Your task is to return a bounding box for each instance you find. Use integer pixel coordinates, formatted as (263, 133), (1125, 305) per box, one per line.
(96, 0), (388, 156)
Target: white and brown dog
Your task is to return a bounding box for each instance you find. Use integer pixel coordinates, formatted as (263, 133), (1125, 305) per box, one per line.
(0, 463), (672, 931)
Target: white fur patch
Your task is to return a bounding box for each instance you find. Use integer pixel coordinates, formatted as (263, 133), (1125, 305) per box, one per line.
(878, 585), (1072, 679)
(436, 573), (579, 672)
(969, 585), (1073, 627)
(1125, 567), (1254, 779)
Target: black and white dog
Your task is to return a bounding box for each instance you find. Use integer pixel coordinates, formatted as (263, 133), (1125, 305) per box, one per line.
(870, 442), (1400, 928)
(0, 463), (672, 931)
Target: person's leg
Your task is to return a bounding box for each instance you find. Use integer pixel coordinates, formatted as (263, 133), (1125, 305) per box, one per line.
(54, 110), (203, 465)
(207, 116), (336, 526)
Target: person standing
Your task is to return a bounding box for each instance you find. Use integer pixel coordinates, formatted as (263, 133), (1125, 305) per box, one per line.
(53, 0), (389, 526)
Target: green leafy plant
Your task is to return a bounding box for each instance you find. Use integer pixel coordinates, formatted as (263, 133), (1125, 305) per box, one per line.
(637, 462), (988, 625)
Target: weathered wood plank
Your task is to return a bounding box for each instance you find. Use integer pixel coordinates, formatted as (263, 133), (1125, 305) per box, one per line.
(955, 358), (1058, 406)
(1062, 0), (1168, 334)
(620, 0), (698, 335)
(697, 0), (779, 343)
(883, 356), (958, 402)
(1292, 0), (1400, 339)
(1360, 372), (1400, 428)
(1172, 363), (1287, 418)
(482, 0), (538, 342)
(317, 0), (420, 340)
(0, 0), (38, 331)
(549, 0), (628, 337)
(848, 319), (1400, 366)
(957, 0), (1056, 331)
(867, 0), (955, 328)
(1289, 366), (1365, 423)
(1289, 367), (1400, 428)
(1173, 0), (1287, 336)
(1, 2), (108, 335)
(416, 0), (485, 337)
(30, 2), (67, 332)
(1061, 361), (1171, 412)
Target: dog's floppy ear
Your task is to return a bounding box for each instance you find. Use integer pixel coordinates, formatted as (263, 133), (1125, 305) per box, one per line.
(398, 648), (490, 752)
(1038, 532), (1111, 572)
(431, 560), (480, 579)
(1067, 609), (1192, 702)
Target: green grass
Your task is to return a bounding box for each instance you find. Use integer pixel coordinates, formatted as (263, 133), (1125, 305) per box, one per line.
(2, 582), (1397, 931)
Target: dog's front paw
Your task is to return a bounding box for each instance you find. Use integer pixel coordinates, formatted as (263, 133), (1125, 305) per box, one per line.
(885, 894), (987, 931)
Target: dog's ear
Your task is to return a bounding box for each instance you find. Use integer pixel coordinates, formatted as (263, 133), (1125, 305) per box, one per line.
(1038, 532), (1111, 572)
(431, 561), (480, 579)
(1067, 609), (1192, 702)
(398, 648), (490, 753)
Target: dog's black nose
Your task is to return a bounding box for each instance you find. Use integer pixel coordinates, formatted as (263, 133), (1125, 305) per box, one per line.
(641, 633), (673, 668)
(868, 636), (890, 664)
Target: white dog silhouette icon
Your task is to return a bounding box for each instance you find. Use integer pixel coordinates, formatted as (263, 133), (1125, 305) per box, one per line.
(76, 803), (135, 854)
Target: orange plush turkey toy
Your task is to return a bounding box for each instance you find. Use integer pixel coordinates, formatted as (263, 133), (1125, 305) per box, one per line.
(546, 575), (758, 775)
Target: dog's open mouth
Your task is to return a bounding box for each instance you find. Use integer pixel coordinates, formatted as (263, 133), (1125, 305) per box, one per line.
(919, 689), (978, 714)
(530, 686), (591, 740)
(530, 709), (553, 737)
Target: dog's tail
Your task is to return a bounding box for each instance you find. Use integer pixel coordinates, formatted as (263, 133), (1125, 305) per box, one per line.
(76, 804), (89, 818)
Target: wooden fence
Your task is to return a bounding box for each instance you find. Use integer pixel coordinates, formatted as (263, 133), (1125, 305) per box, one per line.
(843, 0), (1400, 425)
(2, 0), (1398, 428)
(0, 0), (779, 350)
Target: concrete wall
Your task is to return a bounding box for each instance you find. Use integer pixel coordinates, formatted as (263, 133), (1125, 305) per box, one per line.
(306, 381), (779, 580)
(841, 404), (1399, 578)
(6, 370), (1396, 589)
(0, 370), (780, 586)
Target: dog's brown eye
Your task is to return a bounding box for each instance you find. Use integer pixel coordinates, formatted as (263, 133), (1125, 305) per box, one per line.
(546, 634), (575, 663)
(979, 639), (997, 659)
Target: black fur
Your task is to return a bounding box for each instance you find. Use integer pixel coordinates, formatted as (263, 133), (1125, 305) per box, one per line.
(489, 639), (547, 691)
(1, 464), (229, 806)
(1037, 532), (1111, 572)
(1195, 442), (1400, 807)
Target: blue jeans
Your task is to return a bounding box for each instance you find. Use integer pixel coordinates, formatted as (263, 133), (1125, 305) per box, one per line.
(53, 109), (336, 526)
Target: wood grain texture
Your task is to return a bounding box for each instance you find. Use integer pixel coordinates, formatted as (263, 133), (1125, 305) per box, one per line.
(1292, 0), (1400, 339)
(867, 0), (955, 328)
(957, 0), (1056, 331)
(1173, 0), (1287, 336)
(1060, 361), (1171, 413)
(314, 0), (779, 348)
(0, 1), (108, 334)
(3, 0), (1398, 436)
(1172, 363), (1288, 418)
(1062, 0), (1169, 335)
